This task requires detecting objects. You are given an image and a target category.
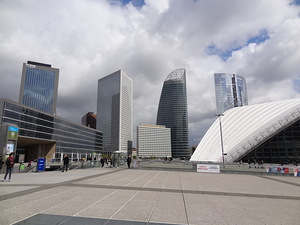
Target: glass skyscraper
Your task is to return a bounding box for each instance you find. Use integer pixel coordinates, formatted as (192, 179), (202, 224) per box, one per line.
(97, 70), (133, 155)
(156, 68), (189, 158)
(19, 61), (59, 115)
(214, 73), (248, 114)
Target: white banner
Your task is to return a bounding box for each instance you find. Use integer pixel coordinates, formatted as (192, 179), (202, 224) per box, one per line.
(197, 164), (220, 173)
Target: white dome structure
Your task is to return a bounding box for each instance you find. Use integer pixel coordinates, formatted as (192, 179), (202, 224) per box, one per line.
(190, 98), (300, 163)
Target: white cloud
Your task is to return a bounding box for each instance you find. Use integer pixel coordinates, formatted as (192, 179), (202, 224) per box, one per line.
(0, 0), (300, 148)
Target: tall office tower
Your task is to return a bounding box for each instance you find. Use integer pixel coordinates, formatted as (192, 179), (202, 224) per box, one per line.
(81, 112), (97, 129)
(137, 124), (172, 158)
(156, 68), (189, 158)
(19, 61), (59, 114)
(214, 73), (248, 114)
(97, 70), (133, 155)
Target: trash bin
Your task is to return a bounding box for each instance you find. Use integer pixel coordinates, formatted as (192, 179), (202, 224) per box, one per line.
(19, 163), (25, 172)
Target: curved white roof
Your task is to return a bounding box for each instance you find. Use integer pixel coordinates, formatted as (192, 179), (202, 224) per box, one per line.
(190, 98), (300, 163)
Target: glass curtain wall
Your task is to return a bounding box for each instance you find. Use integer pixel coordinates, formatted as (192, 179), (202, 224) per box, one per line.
(156, 68), (189, 158)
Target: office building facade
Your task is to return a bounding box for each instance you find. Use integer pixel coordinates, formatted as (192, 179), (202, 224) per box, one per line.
(156, 68), (189, 158)
(97, 70), (133, 155)
(81, 112), (97, 129)
(137, 124), (171, 158)
(0, 99), (103, 162)
(214, 73), (248, 114)
(19, 61), (59, 115)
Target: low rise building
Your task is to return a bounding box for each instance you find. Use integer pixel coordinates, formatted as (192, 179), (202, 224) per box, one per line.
(0, 99), (103, 162)
(137, 124), (171, 158)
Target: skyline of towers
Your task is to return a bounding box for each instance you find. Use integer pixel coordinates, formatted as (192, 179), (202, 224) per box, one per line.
(97, 70), (133, 155)
(156, 68), (189, 158)
(19, 61), (59, 114)
(214, 73), (248, 114)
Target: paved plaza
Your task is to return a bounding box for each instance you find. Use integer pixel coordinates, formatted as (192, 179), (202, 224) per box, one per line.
(0, 167), (300, 225)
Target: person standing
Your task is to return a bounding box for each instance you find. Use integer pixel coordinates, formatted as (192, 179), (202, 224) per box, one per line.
(4, 153), (15, 182)
(127, 155), (132, 169)
(62, 154), (69, 172)
(100, 157), (105, 167)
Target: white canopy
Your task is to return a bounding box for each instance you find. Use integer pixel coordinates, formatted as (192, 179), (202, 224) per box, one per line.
(190, 98), (300, 163)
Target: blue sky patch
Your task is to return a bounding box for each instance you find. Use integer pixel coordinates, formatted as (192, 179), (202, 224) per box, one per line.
(121, 0), (145, 7)
(206, 44), (242, 61)
(293, 79), (300, 92)
(291, 0), (300, 5)
(206, 29), (270, 61)
(247, 29), (270, 45)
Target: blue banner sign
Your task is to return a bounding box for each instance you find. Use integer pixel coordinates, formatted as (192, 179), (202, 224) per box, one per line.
(8, 126), (19, 140)
(8, 126), (19, 132)
(37, 158), (46, 172)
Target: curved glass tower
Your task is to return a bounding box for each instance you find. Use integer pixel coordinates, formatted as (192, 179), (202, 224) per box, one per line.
(156, 68), (189, 158)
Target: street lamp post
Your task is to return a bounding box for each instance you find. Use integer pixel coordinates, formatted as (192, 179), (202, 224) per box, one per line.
(216, 114), (225, 168)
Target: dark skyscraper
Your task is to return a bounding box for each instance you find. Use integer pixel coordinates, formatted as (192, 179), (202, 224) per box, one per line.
(81, 112), (97, 129)
(19, 61), (59, 114)
(156, 68), (189, 158)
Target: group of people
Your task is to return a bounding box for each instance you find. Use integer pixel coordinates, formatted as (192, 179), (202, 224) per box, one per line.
(100, 157), (117, 168)
(1, 153), (134, 181)
(100, 156), (132, 168)
(1, 152), (15, 182)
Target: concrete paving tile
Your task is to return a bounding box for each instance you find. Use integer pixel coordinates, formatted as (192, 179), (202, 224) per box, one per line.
(55, 196), (101, 208)
(0, 185), (39, 196)
(100, 171), (144, 186)
(0, 207), (46, 225)
(42, 205), (90, 216)
(60, 216), (107, 225)
(206, 194), (299, 210)
(75, 207), (116, 218)
(60, 186), (116, 199)
(131, 191), (160, 202)
(262, 175), (300, 185)
(108, 190), (138, 202)
(14, 195), (72, 212)
(83, 200), (128, 210)
(1, 168), (300, 225)
(106, 219), (148, 225)
(112, 200), (156, 221)
(76, 200), (130, 218)
(157, 192), (184, 204)
(200, 194), (300, 225)
(186, 173), (300, 196)
(150, 203), (188, 224)
(126, 181), (149, 188)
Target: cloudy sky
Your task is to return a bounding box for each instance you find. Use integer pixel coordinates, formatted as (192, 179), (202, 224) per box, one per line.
(1, 0), (300, 147)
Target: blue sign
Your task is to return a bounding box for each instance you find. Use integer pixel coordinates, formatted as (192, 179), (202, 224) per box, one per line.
(37, 158), (46, 172)
(9, 126), (19, 132)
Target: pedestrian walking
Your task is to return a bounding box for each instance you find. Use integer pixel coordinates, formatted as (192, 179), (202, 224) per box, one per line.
(4, 153), (15, 182)
(100, 157), (105, 167)
(62, 154), (69, 172)
(127, 155), (132, 169)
